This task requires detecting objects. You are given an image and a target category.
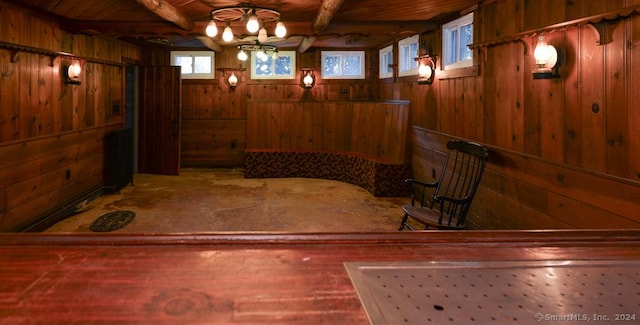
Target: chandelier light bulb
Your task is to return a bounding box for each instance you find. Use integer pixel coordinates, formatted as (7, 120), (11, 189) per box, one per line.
(205, 20), (218, 37)
(246, 13), (260, 33)
(237, 50), (248, 61)
(275, 21), (287, 38)
(222, 25), (234, 42)
(258, 27), (268, 43)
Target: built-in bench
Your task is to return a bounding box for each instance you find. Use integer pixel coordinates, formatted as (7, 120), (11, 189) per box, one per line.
(244, 149), (411, 197)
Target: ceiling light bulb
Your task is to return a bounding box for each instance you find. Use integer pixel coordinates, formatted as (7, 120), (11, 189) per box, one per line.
(275, 21), (287, 38)
(205, 20), (218, 37)
(237, 50), (248, 61)
(246, 14), (259, 33)
(258, 27), (268, 43)
(222, 25), (233, 42)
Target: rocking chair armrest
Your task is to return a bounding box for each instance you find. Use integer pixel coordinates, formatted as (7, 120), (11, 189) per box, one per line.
(433, 195), (469, 205)
(404, 178), (438, 188)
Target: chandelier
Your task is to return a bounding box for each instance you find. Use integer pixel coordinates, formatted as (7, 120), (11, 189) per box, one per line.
(205, 3), (287, 43)
(236, 42), (278, 61)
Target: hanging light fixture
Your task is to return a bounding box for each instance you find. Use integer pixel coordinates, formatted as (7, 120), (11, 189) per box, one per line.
(236, 43), (278, 62)
(207, 4), (287, 42)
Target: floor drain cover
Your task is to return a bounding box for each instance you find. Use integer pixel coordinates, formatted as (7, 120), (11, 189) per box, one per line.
(90, 210), (135, 232)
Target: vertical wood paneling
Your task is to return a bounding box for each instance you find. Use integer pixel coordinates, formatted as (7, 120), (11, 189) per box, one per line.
(579, 27), (606, 171)
(604, 21), (629, 177)
(246, 100), (409, 163)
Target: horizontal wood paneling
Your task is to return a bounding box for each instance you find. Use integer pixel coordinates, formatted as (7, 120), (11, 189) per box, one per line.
(0, 4), (141, 231)
(246, 101), (410, 163)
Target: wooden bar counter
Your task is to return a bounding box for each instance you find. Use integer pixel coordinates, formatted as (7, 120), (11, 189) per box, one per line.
(1, 230), (639, 324)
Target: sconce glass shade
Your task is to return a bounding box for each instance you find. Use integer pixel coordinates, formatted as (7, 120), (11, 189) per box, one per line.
(300, 69), (315, 88)
(222, 25), (234, 42)
(532, 36), (558, 79)
(228, 72), (238, 88)
(418, 63), (433, 80)
(68, 62), (82, 78)
(415, 55), (436, 84)
(205, 20), (218, 37)
(275, 21), (287, 38)
(64, 61), (82, 84)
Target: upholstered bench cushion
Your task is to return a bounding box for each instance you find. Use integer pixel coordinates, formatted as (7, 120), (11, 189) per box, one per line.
(244, 150), (411, 197)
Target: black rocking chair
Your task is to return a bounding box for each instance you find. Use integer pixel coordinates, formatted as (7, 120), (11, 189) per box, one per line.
(399, 140), (489, 230)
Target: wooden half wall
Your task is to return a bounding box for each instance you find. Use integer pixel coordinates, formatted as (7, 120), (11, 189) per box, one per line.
(246, 100), (410, 164)
(412, 128), (640, 230)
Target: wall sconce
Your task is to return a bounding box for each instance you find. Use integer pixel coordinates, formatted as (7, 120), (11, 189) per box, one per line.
(217, 68), (245, 90)
(300, 69), (315, 88)
(532, 36), (559, 79)
(227, 72), (238, 90)
(63, 60), (82, 84)
(415, 55), (436, 84)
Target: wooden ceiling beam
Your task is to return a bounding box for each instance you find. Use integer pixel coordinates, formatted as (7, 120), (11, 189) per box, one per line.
(135, 0), (194, 31)
(313, 0), (345, 33)
(195, 36), (223, 52)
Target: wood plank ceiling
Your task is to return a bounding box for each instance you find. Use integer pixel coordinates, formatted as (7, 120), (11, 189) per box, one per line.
(5, 0), (479, 50)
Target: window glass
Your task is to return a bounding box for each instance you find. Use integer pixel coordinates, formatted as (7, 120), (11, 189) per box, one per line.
(321, 51), (365, 79)
(251, 51), (296, 79)
(170, 51), (215, 79)
(379, 45), (393, 79)
(442, 13), (474, 70)
(398, 35), (419, 77)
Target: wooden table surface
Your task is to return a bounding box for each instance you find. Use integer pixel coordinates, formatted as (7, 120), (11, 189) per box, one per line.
(1, 230), (639, 324)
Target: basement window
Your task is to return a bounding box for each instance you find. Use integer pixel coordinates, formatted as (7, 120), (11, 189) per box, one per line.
(398, 35), (419, 77)
(379, 45), (394, 79)
(321, 51), (365, 79)
(442, 12), (474, 70)
(170, 51), (215, 79)
(251, 51), (296, 79)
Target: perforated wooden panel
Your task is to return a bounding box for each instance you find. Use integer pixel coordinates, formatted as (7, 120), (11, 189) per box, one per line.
(345, 261), (640, 324)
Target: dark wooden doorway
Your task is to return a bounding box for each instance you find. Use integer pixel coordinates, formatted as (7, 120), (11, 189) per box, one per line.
(138, 66), (181, 175)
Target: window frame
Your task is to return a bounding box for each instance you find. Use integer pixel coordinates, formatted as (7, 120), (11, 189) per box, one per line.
(397, 34), (419, 77)
(320, 51), (366, 79)
(442, 12), (474, 71)
(170, 51), (215, 79)
(379, 45), (394, 79)
(250, 50), (296, 80)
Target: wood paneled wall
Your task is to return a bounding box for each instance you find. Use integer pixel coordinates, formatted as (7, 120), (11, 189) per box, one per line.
(380, 0), (640, 229)
(179, 48), (375, 167)
(0, 3), (141, 231)
(246, 100), (409, 163)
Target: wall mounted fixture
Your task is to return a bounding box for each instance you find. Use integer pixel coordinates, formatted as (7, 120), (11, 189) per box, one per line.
(300, 69), (315, 88)
(414, 55), (436, 84)
(206, 4), (287, 42)
(227, 72), (238, 89)
(217, 67), (245, 90)
(63, 60), (82, 84)
(236, 42), (278, 61)
(532, 36), (559, 79)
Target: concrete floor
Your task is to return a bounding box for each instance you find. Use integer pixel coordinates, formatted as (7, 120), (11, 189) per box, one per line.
(45, 169), (408, 233)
